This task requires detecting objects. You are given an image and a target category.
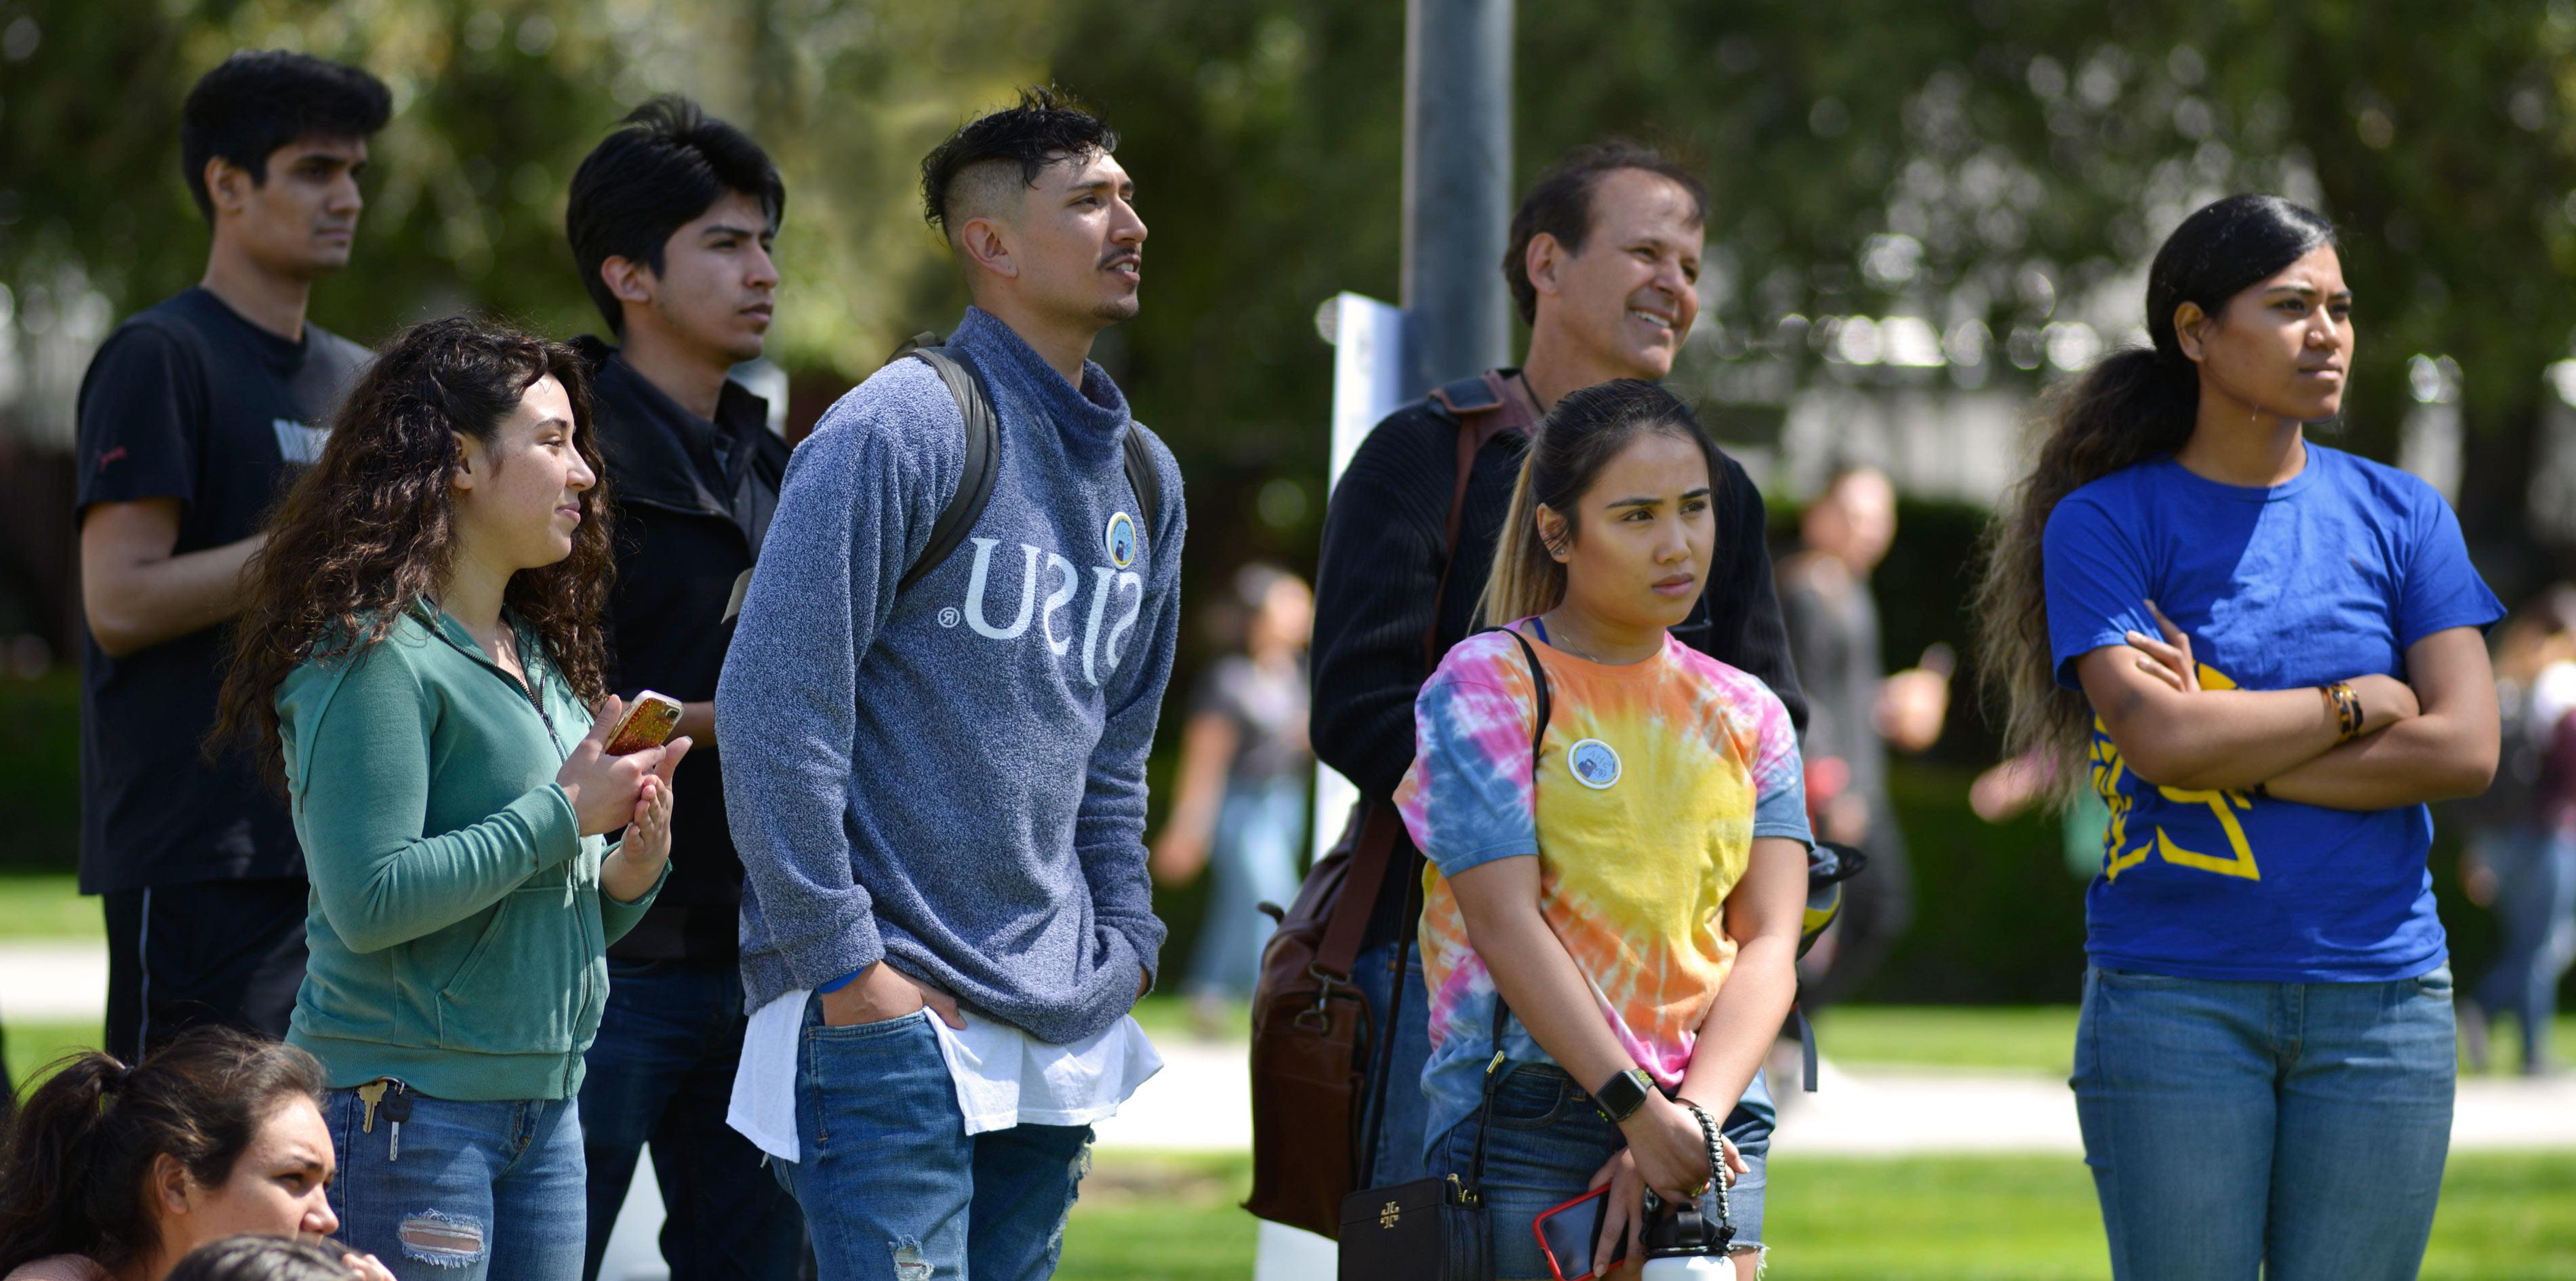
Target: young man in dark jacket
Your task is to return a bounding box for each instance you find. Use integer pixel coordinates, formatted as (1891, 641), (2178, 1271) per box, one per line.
(76, 51), (387, 1063)
(563, 96), (804, 1281)
(1310, 140), (1811, 1190)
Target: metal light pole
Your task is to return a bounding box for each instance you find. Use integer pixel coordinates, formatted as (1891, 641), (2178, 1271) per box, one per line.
(1401, 0), (1514, 396)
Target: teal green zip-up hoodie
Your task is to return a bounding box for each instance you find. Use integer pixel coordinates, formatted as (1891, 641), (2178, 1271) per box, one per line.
(278, 602), (664, 1101)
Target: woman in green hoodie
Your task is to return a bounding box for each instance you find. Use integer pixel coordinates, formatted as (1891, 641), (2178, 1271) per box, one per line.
(216, 317), (691, 1280)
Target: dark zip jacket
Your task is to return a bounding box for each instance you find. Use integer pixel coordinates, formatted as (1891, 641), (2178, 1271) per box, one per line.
(1311, 371), (1809, 806)
(577, 339), (790, 962)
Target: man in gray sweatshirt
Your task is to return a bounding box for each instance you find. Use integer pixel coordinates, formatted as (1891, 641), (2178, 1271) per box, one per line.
(715, 87), (1182, 1280)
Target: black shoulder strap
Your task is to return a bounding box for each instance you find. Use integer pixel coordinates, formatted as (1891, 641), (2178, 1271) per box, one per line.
(899, 346), (1000, 593)
(1121, 428), (1161, 537)
(1497, 627), (1551, 770)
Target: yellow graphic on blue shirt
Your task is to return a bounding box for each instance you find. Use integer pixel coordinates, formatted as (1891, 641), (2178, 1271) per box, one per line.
(2089, 661), (2260, 883)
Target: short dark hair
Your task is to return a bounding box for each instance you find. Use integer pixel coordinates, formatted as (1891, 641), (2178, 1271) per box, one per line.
(180, 51), (391, 222)
(168, 1236), (362, 1281)
(1502, 140), (1709, 326)
(919, 86), (1119, 234)
(566, 96), (786, 333)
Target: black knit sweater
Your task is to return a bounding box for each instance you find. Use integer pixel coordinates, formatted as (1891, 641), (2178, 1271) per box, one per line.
(1311, 390), (1809, 803)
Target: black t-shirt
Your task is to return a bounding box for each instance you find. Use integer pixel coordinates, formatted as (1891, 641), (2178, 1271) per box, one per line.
(580, 342), (789, 962)
(74, 288), (371, 894)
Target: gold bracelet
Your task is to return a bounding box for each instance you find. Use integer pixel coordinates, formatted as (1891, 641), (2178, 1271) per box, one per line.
(2321, 681), (2364, 743)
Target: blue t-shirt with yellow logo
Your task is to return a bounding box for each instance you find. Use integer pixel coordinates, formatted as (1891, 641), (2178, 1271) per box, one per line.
(2043, 445), (2501, 982)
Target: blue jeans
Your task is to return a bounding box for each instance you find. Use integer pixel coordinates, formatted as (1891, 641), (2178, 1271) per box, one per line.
(1363, 943), (1434, 1188)
(323, 1085), (587, 1280)
(776, 997), (1092, 1281)
(2472, 825), (2576, 1067)
(580, 958), (807, 1280)
(2072, 964), (2457, 1280)
(1184, 776), (1305, 1000)
(1430, 1064), (1771, 1281)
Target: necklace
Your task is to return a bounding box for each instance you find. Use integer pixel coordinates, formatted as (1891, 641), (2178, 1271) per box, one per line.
(1534, 611), (1618, 665)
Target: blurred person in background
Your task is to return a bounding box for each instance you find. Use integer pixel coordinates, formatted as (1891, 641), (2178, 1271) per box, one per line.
(0, 1028), (391, 1281)
(214, 318), (684, 1280)
(560, 96), (806, 1280)
(1150, 564), (1313, 1037)
(75, 51), (388, 1064)
(1311, 138), (1807, 1191)
(1977, 193), (2500, 1280)
(2459, 587), (2576, 1075)
(1776, 464), (1950, 1006)
(1969, 749), (2115, 883)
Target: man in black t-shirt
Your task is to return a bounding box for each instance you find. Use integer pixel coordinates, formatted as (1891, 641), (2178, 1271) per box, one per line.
(563, 98), (806, 1281)
(75, 52), (388, 1063)
(1309, 140), (1810, 1189)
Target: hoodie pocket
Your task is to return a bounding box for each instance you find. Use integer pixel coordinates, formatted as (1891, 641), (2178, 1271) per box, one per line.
(437, 884), (584, 1055)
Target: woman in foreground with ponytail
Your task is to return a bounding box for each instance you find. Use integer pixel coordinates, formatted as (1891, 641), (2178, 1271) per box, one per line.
(0, 1027), (390, 1281)
(1975, 194), (2502, 1278)
(1397, 380), (1810, 1279)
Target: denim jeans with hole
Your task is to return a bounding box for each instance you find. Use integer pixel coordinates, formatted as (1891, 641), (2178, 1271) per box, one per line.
(774, 997), (1092, 1281)
(2072, 964), (2457, 1280)
(1430, 1063), (1771, 1281)
(324, 1085), (587, 1280)
(579, 958), (808, 1280)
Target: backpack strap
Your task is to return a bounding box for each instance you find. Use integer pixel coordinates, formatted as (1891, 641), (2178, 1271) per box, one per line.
(898, 345), (1001, 594)
(1421, 370), (1544, 667)
(1498, 626), (1552, 762)
(1121, 427), (1161, 536)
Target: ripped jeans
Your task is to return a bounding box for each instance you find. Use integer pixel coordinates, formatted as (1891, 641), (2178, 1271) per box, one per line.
(324, 1084), (586, 1280)
(773, 1000), (1092, 1281)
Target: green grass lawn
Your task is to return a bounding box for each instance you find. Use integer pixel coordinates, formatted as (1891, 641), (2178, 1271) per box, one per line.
(1062, 1149), (2576, 1280)
(0, 871), (98, 943)
(1125, 995), (2576, 1076)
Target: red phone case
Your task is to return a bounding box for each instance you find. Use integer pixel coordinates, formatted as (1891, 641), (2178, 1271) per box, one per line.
(1531, 1185), (1617, 1281)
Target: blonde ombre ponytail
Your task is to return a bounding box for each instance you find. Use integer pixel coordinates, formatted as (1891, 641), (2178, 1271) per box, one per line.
(1473, 378), (1725, 628)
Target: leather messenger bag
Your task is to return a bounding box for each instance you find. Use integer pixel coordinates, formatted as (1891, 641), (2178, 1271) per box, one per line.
(1244, 372), (1535, 1238)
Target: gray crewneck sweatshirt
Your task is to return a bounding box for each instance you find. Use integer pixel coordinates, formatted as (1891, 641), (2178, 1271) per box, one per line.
(716, 307), (1184, 1044)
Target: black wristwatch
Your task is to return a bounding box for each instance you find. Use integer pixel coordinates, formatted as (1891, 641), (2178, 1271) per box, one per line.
(1592, 1067), (1655, 1124)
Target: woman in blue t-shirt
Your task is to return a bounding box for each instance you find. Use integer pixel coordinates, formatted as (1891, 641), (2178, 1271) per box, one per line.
(1974, 194), (2503, 1279)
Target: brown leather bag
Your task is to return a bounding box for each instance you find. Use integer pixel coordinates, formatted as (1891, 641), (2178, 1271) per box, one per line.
(1244, 371), (1538, 1239)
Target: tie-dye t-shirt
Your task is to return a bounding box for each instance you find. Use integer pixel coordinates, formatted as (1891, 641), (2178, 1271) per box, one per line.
(1394, 624), (1810, 1151)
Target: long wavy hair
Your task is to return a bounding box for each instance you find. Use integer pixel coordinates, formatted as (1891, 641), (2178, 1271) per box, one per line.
(215, 316), (613, 792)
(0, 1029), (327, 1275)
(1971, 194), (2336, 798)
(1478, 378), (1727, 626)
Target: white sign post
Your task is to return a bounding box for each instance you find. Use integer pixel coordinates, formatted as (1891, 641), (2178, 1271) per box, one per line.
(1253, 292), (1411, 1280)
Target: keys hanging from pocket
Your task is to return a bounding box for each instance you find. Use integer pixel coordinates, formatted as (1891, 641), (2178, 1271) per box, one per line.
(383, 1086), (415, 1162)
(356, 1080), (388, 1134)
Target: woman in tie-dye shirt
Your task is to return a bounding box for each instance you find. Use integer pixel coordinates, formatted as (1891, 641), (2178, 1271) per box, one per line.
(1396, 380), (1811, 1280)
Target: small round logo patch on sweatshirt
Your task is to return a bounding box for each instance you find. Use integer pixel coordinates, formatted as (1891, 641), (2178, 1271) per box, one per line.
(1105, 511), (1139, 568)
(1568, 738), (1622, 789)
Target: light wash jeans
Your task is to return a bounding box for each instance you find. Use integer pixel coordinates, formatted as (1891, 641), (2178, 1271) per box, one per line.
(323, 1085), (587, 1280)
(1184, 776), (1306, 1000)
(2472, 825), (2576, 1068)
(773, 998), (1091, 1281)
(1429, 1063), (1772, 1281)
(2072, 964), (2456, 1280)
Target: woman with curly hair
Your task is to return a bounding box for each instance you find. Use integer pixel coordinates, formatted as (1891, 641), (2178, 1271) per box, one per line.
(1973, 194), (2501, 1278)
(0, 1027), (390, 1281)
(214, 317), (689, 1280)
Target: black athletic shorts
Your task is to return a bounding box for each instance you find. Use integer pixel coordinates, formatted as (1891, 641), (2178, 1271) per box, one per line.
(102, 875), (308, 1062)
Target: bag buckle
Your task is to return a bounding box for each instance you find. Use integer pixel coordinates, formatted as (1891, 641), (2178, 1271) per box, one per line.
(1294, 964), (1350, 1031)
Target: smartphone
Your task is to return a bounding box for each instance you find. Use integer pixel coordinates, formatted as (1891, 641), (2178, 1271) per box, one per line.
(1531, 1185), (1626, 1281)
(603, 690), (683, 755)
